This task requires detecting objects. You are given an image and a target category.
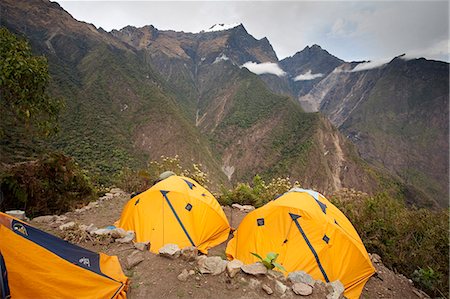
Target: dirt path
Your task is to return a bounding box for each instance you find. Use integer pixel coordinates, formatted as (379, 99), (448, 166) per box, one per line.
(33, 192), (428, 299)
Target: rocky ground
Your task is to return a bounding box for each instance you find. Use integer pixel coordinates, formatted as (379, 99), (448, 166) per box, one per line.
(27, 189), (430, 299)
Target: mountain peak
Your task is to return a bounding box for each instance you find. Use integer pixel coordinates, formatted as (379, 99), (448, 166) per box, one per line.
(203, 23), (242, 33)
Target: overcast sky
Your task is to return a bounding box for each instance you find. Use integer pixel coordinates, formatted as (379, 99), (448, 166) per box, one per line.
(56, 1), (449, 62)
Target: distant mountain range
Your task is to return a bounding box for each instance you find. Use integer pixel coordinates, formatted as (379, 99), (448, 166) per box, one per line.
(1, 0), (447, 207)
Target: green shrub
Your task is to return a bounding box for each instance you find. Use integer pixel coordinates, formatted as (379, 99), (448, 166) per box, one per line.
(331, 190), (449, 297)
(0, 153), (95, 217)
(218, 174), (297, 207)
(118, 155), (210, 193)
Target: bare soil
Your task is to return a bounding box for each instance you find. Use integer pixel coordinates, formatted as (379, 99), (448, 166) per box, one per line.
(33, 193), (428, 299)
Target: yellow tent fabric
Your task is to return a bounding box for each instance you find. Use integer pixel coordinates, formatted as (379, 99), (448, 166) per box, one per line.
(226, 188), (374, 299)
(0, 212), (128, 299)
(118, 175), (230, 254)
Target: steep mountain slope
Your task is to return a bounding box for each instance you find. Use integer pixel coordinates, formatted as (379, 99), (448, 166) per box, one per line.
(280, 45), (344, 97)
(0, 0), (396, 196)
(299, 57), (449, 207)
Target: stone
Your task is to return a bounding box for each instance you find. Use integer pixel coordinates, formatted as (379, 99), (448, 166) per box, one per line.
(241, 262), (267, 276)
(110, 188), (122, 194)
(292, 282), (313, 296)
(75, 207), (87, 213)
(231, 203), (243, 210)
(110, 227), (127, 239)
(181, 246), (198, 261)
(267, 269), (285, 281)
(288, 271), (315, 286)
(262, 284), (273, 295)
(6, 210), (26, 220)
(370, 253), (382, 264)
(32, 215), (56, 223)
(198, 256), (227, 275)
(134, 241), (150, 251)
(227, 259), (244, 278)
(105, 193), (114, 198)
(115, 231), (135, 243)
(87, 201), (99, 209)
(248, 278), (261, 290)
(84, 224), (97, 234)
(126, 250), (144, 269)
(240, 205), (255, 212)
(177, 269), (189, 282)
(91, 228), (111, 236)
(54, 215), (67, 223)
(159, 244), (181, 259)
(189, 270), (195, 276)
(274, 280), (287, 294)
(59, 222), (76, 230)
(326, 280), (345, 299)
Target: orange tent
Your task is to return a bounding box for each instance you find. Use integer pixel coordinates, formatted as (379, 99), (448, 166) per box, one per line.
(0, 212), (128, 299)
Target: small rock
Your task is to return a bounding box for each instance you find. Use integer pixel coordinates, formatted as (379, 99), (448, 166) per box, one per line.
(32, 215), (56, 223)
(105, 192), (114, 198)
(248, 278), (260, 290)
(370, 253), (382, 264)
(267, 269), (285, 281)
(115, 231), (135, 243)
(292, 282), (313, 296)
(198, 256), (227, 275)
(84, 224), (97, 234)
(227, 259), (244, 278)
(110, 227), (127, 239)
(241, 262), (267, 276)
(75, 207), (87, 213)
(91, 228), (111, 236)
(134, 241), (150, 251)
(326, 280), (345, 299)
(181, 246), (198, 261)
(6, 210), (26, 220)
(59, 222), (76, 230)
(79, 224), (88, 231)
(240, 205), (255, 212)
(110, 188), (122, 194)
(54, 215), (67, 223)
(262, 284), (273, 295)
(159, 244), (181, 259)
(177, 269), (189, 282)
(126, 250), (144, 269)
(87, 201), (99, 209)
(189, 270), (195, 276)
(274, 280), (287, 294)
(288, 271), (315, 286)
(231, 203), (243, 210)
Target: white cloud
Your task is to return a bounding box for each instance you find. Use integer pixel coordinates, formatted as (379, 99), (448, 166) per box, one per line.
(294, 70), (324, 81)
(403, 39), (450, 62)
(350, 57), (392, 72)
(241, 61), (286, 77)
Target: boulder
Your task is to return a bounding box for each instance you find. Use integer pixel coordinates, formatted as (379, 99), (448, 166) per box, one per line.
(134, 241), (150, 251)
(6, 210), (26, 220)
(326, 280), (344, 299)
(198, 256), (227, 275)
(126, 250), (144, 269)
(181, 246), (198, 261)
(241, 262), (267, 276)
(177, 269), (189, 282)
(274, 280), (287, 294)
(288, 271), (315, 286)
(262, 284), (273, 295)
(59, 222), (76, 230)
(32, 215), (56, 223)
(227, 259), (244, 278)
(159, 244), (181, 259)
(292, 282), (313, 296)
